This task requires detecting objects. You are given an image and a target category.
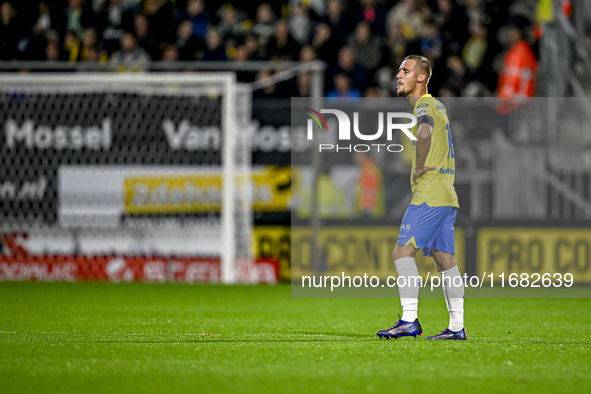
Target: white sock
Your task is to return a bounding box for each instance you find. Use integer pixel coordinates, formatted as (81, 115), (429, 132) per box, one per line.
(441, 265), (464, 332)
(395, 257), (420, 322)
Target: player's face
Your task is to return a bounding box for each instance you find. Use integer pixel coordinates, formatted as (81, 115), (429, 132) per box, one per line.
(396, 60), (419, 96)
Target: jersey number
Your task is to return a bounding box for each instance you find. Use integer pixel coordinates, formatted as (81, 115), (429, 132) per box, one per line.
(446, 123), (455, 159)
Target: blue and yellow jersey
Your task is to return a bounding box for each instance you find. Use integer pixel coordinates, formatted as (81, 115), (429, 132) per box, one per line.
(410, 94), (459, 208)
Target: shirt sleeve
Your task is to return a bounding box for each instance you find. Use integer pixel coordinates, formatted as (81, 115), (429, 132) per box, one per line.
(415, 103), (435, 127)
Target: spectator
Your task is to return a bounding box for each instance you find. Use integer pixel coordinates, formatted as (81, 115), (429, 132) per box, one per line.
(144, 0), (176, 44)
(376, 25), (406, 95)
(381, 23), (407, 66)
(296, 72), (311, 97)
(0, 1), (23, 59)
(32, 1), (52, 36)
(311, 23), (338, 64)
(417, 19), (443, 61)
(289, 2), (311, 45)
(95, 0), (134, 54)
(353, 0), (387, 37)
(462, 23), (496, 90)
(465, 0), (487, 35)
(268, 19), (300, 61)
(62, 30), (80, 62)
(121, 0), (141, 10)
(57, 0), (92, 38)
(18, 1), (53, 60)
(289, 0), (325, 20)
(299, 46), (317, 63)
(364, 86), (385, 97)
(386, 0), (429, 43)
(232, 35), (260, 61)
(325, 0), (350, 47)
(79, 28), (107, 62)
(441, 55), (469, 96)
(433, 0), (470, 56)
(232, 44), (256, 82)
(134, 14), (161, 61)
(462, 23), (487, 71)
(402, 17), (447, 89)
(243, 34), (266, 60)
(43, 31), (61, 61)
(201, 28), (226, 61)
(176, 20), (202, 60)
(45, 39), (60, 61)
(497, 25), (537, 100)
(375, 64), (399, 96)
(533, 0), (572, 40)
(439, 87), (456, 97)
(234, 45), (249, 61)
(109, 32), (150, 71)
(161, 43), (179, 61)
(217, 4), (247, 51)
(328, 46), (370, 91)
(181, 0), (210, 41)
(347, 21), (382, 72)
(327, 73), (362, 101)
(84, 45), (102, 63)
(251, 3), (276, 41)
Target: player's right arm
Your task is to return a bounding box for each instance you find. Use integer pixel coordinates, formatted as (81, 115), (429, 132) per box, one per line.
(413, 123), (436, 184)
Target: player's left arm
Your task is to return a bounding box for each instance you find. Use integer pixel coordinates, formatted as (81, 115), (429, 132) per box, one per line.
(413, 121), (437, 184)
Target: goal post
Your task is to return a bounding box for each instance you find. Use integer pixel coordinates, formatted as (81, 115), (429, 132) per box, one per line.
(0, 72), (253, 284)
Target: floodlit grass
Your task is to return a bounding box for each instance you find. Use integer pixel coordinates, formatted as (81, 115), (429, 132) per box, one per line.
(1, 283), (590, 393)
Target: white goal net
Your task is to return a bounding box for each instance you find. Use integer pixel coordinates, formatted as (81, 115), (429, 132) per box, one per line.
(0, 73), (253, 283)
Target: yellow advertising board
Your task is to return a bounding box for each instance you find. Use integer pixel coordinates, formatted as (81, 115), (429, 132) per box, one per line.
(253, 226), (292, 280)
(123, 166), (292, 213)
(477, 228), (591, 283)
(254, 226), (465, 280)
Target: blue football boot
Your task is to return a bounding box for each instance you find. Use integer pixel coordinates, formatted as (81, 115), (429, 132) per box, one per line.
(377, 315), (422, 339)
(425, 328), (467, 340)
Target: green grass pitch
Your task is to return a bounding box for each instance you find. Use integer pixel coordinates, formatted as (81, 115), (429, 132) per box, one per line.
(1, 282), (590, 393)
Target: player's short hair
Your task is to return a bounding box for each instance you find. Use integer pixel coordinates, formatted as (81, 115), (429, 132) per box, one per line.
(404, 55), (432, 85)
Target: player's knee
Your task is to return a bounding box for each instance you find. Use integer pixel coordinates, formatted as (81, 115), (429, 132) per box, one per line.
(432, 250), (456, 271)
(392, 247), (401, 261)
(393, 245), (413, 261)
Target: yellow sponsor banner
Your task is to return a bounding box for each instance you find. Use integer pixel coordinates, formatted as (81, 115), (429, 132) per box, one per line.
(124, 166), (292, 214)
(288, 226), (464, 279)
(477, 228), (591, 283)
(125, 174), (219, 214)
(253, 226), (292, 280)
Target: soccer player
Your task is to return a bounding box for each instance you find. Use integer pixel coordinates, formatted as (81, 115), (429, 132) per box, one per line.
(377, 55), (466, 340)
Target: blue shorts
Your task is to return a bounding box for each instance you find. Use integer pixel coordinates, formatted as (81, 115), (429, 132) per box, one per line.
(397, 203), (458, 257)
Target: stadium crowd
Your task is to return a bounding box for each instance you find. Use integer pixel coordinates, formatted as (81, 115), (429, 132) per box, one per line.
(0, 0), (549, 97)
